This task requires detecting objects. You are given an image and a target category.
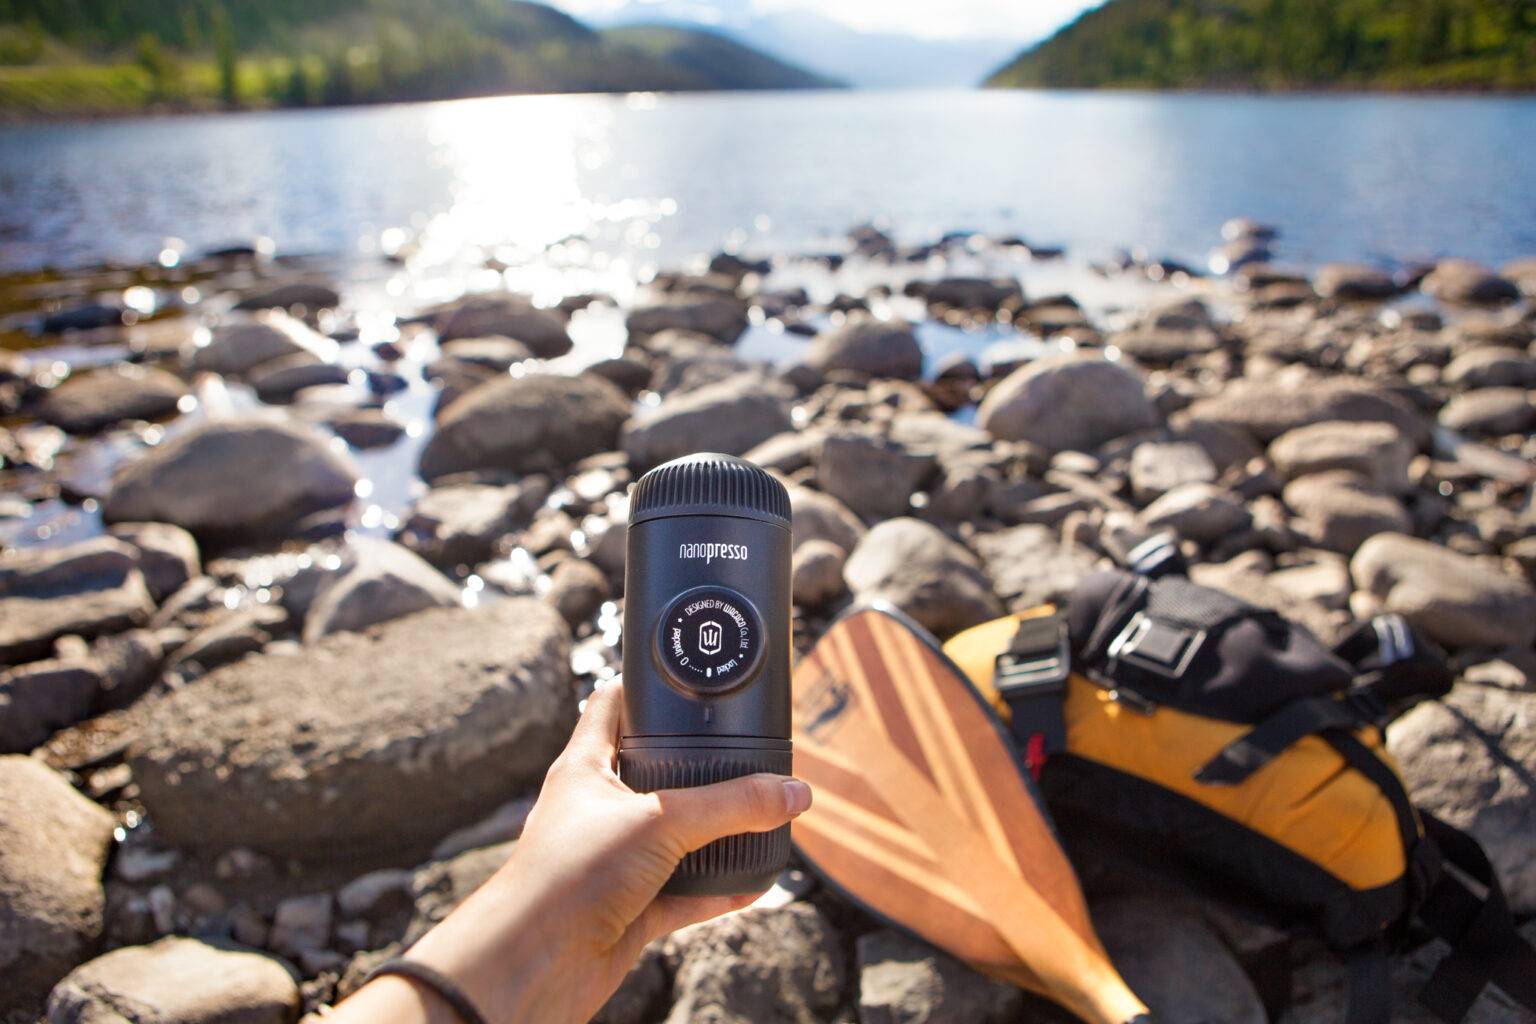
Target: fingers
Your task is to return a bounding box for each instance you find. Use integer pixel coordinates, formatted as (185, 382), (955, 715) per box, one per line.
(565, 679), (624, 768)
(651, 773), (811, 853)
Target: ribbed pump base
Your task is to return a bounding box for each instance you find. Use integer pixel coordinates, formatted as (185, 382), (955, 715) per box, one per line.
(620, 745), (793, 895)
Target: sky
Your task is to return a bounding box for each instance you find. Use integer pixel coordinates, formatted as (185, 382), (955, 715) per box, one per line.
(548, 0), (1103, 41)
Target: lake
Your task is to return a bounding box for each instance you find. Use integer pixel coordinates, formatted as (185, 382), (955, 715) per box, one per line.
(3, 89), (1536, 275)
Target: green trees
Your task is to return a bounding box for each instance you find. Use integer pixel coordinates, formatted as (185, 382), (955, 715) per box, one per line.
(987, 0), (1536, 90)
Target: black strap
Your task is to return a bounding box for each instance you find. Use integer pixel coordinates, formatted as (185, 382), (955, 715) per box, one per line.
(994, 614), (1070, 767)
(1119, 531), (1188, 579)
(1416, 813), (1536, 1022)
(364, 958), (490, 1024)
(1333, 615), (1453, 723)
(1194, 696), (1365, 786)
(1343, 939), (1393, 1024)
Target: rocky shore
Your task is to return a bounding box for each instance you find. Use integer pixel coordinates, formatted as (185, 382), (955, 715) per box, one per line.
(2, 222), (1535, 1023)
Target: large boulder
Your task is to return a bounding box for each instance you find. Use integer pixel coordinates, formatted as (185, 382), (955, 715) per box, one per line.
(128, 600), (575, 857)
(627, 296), (748, 344)
(188, 311), (337, 377)
(0, 538), (154, 666)
(844, 518), (1002, 639)
(1351, 534), (1536, 650)
(302, 538), (461, 642)
(1268, 420), (1415, 494)
(973, 524), (1098, 613)
(1389, 685), (1536, 914)
(662, 904), (846, 1024)
(102, 419), (359, 547)
(787, 485), (866, 554)
(1421, 259), (1521, 306)
(815, 432), (932, 520)
(1282, 472), (1412, 555)
(419, 373), (629, 482)
(804, 317), (923, 381)
(47, 937), (300, 1024)
(395, 481), (545, 568)
(1179, 375), (1428, 446)
(622, 376), (792, 469)
(0, 756), (115, 1010)
(1437, 388), (1535, 436)
(855, 928), (1023, 1024)
(434, 294), (572, 357)
(978, 352), (1159, 454)
(37, 364), (188, 434)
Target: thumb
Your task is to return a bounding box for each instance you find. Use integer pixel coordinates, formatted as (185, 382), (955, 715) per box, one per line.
(651, 773), (811, 853)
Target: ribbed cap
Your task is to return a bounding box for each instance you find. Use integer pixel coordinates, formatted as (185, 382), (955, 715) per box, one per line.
(629, 453), (791, 528)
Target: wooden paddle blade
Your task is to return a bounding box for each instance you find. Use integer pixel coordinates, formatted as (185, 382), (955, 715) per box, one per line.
(792, 607), (1149, 1024)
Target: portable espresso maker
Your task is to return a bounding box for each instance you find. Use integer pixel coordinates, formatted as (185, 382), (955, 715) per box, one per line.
(618, 453), (793, 895)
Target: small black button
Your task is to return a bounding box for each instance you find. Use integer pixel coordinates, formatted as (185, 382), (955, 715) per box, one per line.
(654, 586), (765, 696)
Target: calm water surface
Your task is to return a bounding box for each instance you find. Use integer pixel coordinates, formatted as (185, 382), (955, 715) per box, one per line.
(3, 89), (1535, 274)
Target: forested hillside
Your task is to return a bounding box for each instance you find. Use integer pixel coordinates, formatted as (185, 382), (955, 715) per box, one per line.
(0, 0), (836, 118)
(986, 0), (1536, 90)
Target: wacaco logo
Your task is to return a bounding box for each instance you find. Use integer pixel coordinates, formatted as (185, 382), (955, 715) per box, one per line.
(677, 542), (749, 564)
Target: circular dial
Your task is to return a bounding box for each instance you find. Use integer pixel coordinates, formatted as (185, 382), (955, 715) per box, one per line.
(654, 586), (765, 697)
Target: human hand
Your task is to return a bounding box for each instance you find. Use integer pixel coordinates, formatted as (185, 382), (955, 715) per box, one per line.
(334, 678), (810, 1024)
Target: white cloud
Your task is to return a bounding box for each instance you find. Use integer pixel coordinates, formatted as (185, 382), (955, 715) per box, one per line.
(552, 0), (1102, 41)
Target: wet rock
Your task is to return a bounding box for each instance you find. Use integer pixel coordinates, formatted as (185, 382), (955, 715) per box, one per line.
(628, 295), (749, 344)
(1267, 421), (1415, 494)
(249, 354), (349, 403)
(923, 276), (1024, 311)
(1140, 483), (1252, 546)
(189, 311), (337, 377)
(1179, 374), (1428, 446)
(856, 928), (1023, 1024)
(1313, 263), (1398, 302)
(439, 336), (534, 371)
(622, 376), (793, 469)
(787, 485), (866, 554)
(1351, 534), (1536, 650)
(805, 317), (923, 381)
(662, 903), (846, 1024)
(978, 352), (1159, 454)
(1437, 388), (1534, 436)
(0, 656), (102, 753)
(37, 364), (188, 433)
(792, 539), (847, 609)
(419, 374), (629, 482)
(0, 755), (115, 1010)
(303, 538), (460, 642)
(107, 522), (200, 603)
(1093, 895), (1266, 1024)
(815, 432), (932, 520)
(1110, 328), (1222, 366)
(973, 524), (1097, 612)
(396, 481), (544, 569)
(1282, 472), (1411, 555)
(844, 518), (1002, 638)
(546, 558), (609, 629)
(0, 538), (154, 666)
(434, 295), (572, 357)
(1443, 347), (1536, 390)
(1128, 441), (1217, 502)
(103, 419), (359, 547)
(47, 936), (301, 1024)
(128, 599), (575, 857)
(233, 280), (341, 312)
(1421, 259), (1521, 305)
(323, 408), (405, 449)
(1389, 686), (1536, 914)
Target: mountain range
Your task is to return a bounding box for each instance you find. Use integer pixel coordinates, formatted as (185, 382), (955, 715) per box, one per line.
(987, 0), (1536, 90)
(0, 0), (839, 118)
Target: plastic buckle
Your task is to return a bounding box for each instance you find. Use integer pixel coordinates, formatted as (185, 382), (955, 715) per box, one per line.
(1107, 612), (1205, 679)
(993, 622), (1071, 701)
